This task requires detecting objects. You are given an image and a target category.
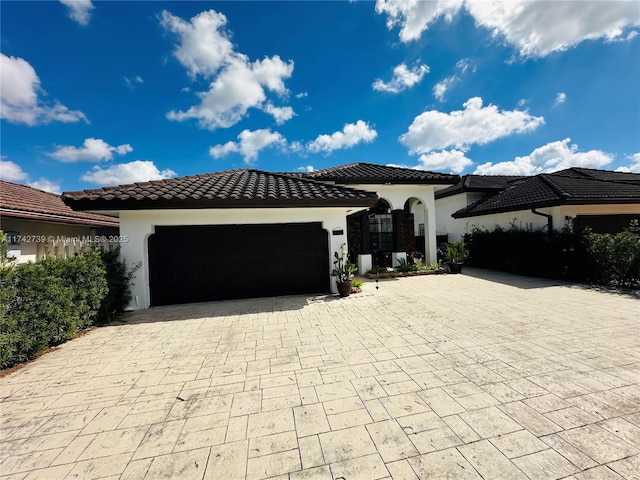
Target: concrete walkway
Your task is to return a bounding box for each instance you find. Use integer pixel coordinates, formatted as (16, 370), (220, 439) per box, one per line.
(1, 268), (639, 479)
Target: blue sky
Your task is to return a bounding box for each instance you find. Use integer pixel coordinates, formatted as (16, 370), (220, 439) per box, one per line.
(1, 1), (639, 193)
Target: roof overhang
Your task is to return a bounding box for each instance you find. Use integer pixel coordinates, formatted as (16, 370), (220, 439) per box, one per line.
(452, 198), (640, 219)
(63, 196), (379, 212)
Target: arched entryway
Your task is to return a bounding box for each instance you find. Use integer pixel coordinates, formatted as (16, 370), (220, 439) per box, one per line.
(347, 198), (421, 268)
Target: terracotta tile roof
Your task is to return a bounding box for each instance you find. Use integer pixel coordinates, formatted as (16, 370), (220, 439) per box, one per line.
(0, 180), (119, 228)
(62, 169), (379, 210)
(453, 169), (640, 218)
(435, 175), (527, 199)
(304, 162), (459, 185)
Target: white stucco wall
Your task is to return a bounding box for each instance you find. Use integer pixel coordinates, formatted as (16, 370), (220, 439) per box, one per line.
(435, 192), (495, 242)
(119, 207), (362, 309)
(435, 194), (470, 242)
(347, 184), (439, 263)
(437, 203), (640, 238)
(462, 210), (548, 233)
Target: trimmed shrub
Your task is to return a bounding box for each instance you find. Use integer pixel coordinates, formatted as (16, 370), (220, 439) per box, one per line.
(98, 246), (139, 324)
(468, 221), (640, 289)
(577, 221), (640, 289)
(1, 261), (78, 367)
(0, 245), (139, 369)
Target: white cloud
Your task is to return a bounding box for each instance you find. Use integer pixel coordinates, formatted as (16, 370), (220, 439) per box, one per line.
(60, 0), (94, 26)
(124, 75), (144, 87)
(49, 138), (133, 163)
(433, 76), (456, 102)
(161, 10), (295, 130)
(400, 97), (544, 154)
(432, 58), (474, 101)
(167, 55), (294, 130)
(81, 161), (176, 186)
(615, 153), (640, 173)
(28, 178), (61, 194)
(372, 62), (429, 93)
(455, 58), (474, 74)
(0, 160), (29, 182)
(375, 0), (464, 42)
(289, 141), (304, 154)
(417, 149), (473, 173)
(474, 138), (613, 175)
(209, 128), (288, 163)
(0, 54), (88, 126)
(295, 92), (308, 99)
(377, 0), (640, 57)
(307, 120), (378, 154)
(467, 0), (640, 58)
(553, 92), (567, 107)
(260, 103), (296, 125)
(297, 165), (314, 173)
(0, 159), (60, 193)
(159, 9), (234, 78)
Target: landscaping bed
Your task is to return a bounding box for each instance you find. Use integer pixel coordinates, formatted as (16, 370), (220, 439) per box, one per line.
(364, 269), (445, 279)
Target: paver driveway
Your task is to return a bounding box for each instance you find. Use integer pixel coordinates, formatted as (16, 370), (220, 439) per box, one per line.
(1, 268), (639, 480)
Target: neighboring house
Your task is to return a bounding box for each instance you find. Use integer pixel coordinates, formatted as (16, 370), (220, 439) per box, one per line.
(62, 164), (458, 308)
(435, 175), (526, 242)
(436, 168), (640, 240)
(0, 180), (119, 263)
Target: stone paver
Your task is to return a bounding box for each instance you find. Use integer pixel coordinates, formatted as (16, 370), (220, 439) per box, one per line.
(1, 268), (639, 479)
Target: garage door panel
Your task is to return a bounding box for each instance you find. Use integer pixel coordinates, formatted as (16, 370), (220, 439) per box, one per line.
(149, 223), (329, 306)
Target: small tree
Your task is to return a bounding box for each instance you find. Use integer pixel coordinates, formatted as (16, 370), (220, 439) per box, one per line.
(98, 246), (140, 323)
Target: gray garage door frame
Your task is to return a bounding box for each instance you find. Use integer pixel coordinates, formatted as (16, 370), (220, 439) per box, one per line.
(148, 222), (330, 306)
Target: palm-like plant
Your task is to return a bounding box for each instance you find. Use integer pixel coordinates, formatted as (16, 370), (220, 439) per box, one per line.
(331, 243), (356, 282)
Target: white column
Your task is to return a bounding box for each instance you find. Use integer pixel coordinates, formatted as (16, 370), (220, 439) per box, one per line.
(358, 254), (372, 275)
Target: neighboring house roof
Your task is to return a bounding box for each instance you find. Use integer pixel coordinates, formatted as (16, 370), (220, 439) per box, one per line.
(453, 169), (640, 218)
(62, 169), (379, 211)
(435, 175), (527, 199)
(304, 162), (459, 185)
(552, 167), (640, 183)
(0, 180), (119, 228)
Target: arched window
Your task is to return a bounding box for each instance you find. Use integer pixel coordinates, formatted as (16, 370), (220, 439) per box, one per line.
(368, 199), (393, 253)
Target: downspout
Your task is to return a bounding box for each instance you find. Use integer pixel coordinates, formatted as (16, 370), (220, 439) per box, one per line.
(531, 209), (553, 237)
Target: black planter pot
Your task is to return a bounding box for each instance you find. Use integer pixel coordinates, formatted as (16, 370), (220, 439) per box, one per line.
(445, 262), (464, 274)
(336, 281), (353, 297)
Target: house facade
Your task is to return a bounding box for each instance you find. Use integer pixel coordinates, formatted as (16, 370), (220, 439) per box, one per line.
(0, 180), (119, 263)
(436, 169), (640, 240)
(304, 164), (459, 270)
(62, 164), (458, 309)
(435, 175), (525, 242)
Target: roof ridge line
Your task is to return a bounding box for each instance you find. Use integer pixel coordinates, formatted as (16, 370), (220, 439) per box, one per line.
(539, 173), (571, 199)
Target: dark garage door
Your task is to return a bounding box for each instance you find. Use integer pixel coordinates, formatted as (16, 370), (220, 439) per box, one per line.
(148, 223), (330, 306)
(574, 214), (639, 234)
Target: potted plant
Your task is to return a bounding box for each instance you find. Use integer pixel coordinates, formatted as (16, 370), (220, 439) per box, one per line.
(444, 241), (468, 274)
(409, 251), (423, 266)
(331, 243), (356, 297)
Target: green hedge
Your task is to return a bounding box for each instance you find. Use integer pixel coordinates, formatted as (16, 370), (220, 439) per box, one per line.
(467, 221), (640, 289)
(576, 223), (640, 288)
(0, 245), (138, 369)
